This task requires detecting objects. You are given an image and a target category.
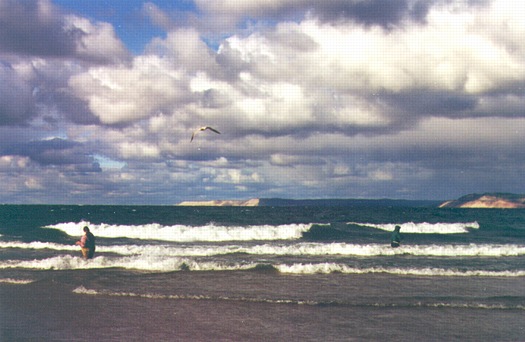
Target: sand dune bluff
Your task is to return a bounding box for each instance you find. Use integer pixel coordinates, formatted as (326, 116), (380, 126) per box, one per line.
(178, 199), (260, 207)
(439, 194), (525, 208)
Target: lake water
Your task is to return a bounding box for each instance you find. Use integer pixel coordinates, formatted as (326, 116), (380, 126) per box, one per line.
(1, 205), (524, 341)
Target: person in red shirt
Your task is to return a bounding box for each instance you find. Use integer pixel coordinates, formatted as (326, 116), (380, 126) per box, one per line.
(75, 226), (96, 259)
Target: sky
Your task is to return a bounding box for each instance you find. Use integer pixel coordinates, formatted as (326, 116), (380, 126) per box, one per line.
(1, 0), (525, 204)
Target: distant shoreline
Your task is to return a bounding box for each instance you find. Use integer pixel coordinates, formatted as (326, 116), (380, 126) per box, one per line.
(177, 198), (441, 207)
(438, 193), (525, 208)
(178, 193), (525, 208)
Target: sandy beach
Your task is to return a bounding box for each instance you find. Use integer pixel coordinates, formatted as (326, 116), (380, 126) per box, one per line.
(2, 270), (525, 341)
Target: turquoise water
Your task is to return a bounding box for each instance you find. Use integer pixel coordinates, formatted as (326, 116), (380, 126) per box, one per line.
(1, 205), (524, 340)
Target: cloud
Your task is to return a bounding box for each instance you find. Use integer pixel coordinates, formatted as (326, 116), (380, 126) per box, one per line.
(194, 0), (442, 30)
(68, 28), (218, 125)
(142, 2), (174, 30)
(4, 138), (101, 172)
(0, 0), (129, 63)
(1, 0), (525, 204)
(62, 1), (525, 148)
(69, 55), (191, 125)
(305, 0), (434, 27)
(0, 0), (78, 57)
(0, 63), (35, 125)
(63, 15), (130, 64)
(0, 155), (31, 171)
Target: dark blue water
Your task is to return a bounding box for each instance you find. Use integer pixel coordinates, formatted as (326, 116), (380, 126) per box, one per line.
(1, 205), (524, 341)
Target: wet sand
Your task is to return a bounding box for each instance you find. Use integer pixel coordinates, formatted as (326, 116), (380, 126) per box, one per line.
(2, 280), (359, 341)
(2, 279), (525, 341)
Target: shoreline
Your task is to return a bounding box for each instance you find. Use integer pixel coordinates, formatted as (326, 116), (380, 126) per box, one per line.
(2, 271), (525, 341)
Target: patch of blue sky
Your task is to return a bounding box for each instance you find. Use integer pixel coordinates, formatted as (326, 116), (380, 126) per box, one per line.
(53, 0), (197, 54)
(93, 154), (126, 170)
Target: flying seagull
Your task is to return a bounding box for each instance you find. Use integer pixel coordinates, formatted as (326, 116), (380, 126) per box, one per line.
(190, 126), (221, 142)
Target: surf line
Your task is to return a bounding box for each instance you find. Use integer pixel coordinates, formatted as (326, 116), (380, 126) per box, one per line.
(72, 287), (525, 311)
(73, 286), (318, 306)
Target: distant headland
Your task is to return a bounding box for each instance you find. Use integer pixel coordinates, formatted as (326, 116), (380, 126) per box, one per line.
(177, 198), (440, 207)
(177, 193), (525, 208)
(438, 193), (525, 208)
(177, 199), (260, 207)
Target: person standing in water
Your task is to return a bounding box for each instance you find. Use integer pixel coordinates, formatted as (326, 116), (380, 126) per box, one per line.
(391, 225), (402, 248)
(76, 226), (96, 259)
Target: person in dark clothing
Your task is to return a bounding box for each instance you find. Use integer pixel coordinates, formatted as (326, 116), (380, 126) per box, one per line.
(76, 226), (96, 259)
(391, 225), (402, 248)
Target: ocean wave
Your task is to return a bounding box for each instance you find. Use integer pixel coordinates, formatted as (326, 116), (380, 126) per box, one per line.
(0, 278), (34, 284)
(2, 241), (525, 257)
(73, 286), (317, 305)
(275, 263), (525, 277)
(72, 286), (525, 310)
(41, 221), (480, 245)
(0, 241), (78, 251)
(1, 256), (524, 277)
(348, 221), (480, 234)
(0, 255), (253, 272)
(45, 222), (312, 242)
(236, 243), (525, 257)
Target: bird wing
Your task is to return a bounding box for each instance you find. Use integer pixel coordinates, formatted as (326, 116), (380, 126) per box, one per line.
(190, 126), (220, 142)
(205, 127), (221, 134)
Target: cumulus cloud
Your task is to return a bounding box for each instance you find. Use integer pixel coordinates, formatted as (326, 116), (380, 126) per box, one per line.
(63, 15), (130, 64)
(68, 29), (218, 125)
(61, 1), (525, 145)
(0, 63), (35, 125)
(69, 55), (190, 125)
(0, 0), (129, 63)
(194, 0), (441, 30)
(4, 138), (101, 172)
(1, 0), (525, 203)
(0, 155), (31, 171)
(0, 0), (78, 57)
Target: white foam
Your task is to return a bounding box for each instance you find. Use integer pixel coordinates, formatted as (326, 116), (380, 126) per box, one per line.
(45, 222), (312, 242)
(72, 286), (525, 310)
(1, 256), (524, 277)
(242, 243), (525, 257)
(348, 221), (479, 233)
(72, 286), (317, 305)
(2, 240), (525, 257)
(0, 241), (78, 251)
(0, 278), (34, 284)
(0, 255), (252, 272)
(275, 263), (525, 277)
(425, 303), (525, 310)
(72, 285), (98, 295)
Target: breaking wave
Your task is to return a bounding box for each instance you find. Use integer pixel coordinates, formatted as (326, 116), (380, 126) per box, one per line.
(2, 241), (525, 257)
(2, 240), (525, 257)
(274, 263), (525, 277)
(0, 278), (34, 284)
(43, 220), (480, 244)
(46, 222), (312, 242)
(1, 256), (524, 277)
(349, 221), (480, 234)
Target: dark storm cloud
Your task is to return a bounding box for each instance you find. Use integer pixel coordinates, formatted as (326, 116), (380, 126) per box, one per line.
(300, 0), (489, 27)
(42, 91), (101, 125)
(0, 60), (99, 127)
(310, 0), (433, 27)
(0, 62), (35, 125)
(381, 90), (479, 117)
(4, 138), (101, 172)
(0, 0), (131, 65)
(0, 0), (81, 57)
